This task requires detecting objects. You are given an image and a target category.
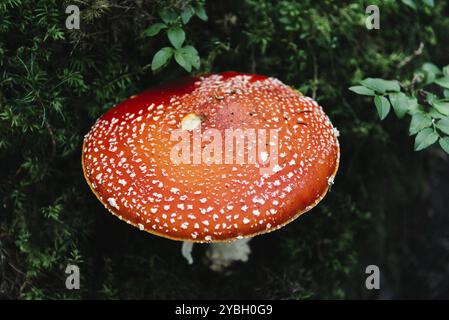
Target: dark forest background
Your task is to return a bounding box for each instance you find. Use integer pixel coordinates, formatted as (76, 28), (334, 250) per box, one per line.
(1, 0), (449, 299)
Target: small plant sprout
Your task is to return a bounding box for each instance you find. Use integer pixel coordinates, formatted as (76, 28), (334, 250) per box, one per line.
(142, 2), (207, 73)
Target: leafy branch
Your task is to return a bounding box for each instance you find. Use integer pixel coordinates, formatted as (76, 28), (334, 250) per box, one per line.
(349, 63), (449, 154)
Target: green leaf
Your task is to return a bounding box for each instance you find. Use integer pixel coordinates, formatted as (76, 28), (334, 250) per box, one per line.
(167, 27), (185, 49)
(178, 45), (200, 69)
(444, 90), (449, 99)
(428, 107), (447, 119)
(349, 86), (375, 96)
(407, 97), (419, 113)
(360, 78), (400, 94)
(432, 100), (449, 116)
(439, 137), (449, 154)
(422, 0), (435, 7)
(414, 128), (438, 151)
(409, 112), (432, 135)
(422, 62), (440, 75)
(181, 5), (195, 24)
(374, 95), (391, 120)
(422, 63), (441, 84)
(435, 76), (449, 89)
(151, 47), (173, 71)
(142, 23), (167, 37)
(443, 65), (449, 76)
(174, 51), (192, 72)
(436, 117), (449, 135)
(401, 0), (417, 10)
(159, 8), (178, 24)
(194, 4), (208, 21)
(426, 93), (437, 105)
(389, 92), (409, 119)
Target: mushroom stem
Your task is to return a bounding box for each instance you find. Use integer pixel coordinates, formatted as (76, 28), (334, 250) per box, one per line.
(206, 238), (252, 272)
(181, 239), (252, 271)
(181, 241), (194, 264)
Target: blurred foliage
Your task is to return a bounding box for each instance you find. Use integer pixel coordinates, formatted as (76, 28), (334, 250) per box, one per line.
(1, 0), (449, 299)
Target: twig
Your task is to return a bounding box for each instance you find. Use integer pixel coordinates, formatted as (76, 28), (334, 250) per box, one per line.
(251, 46), (256, 74)
(45, 121), (57, 158)
(312, 54), (318, 100)
(8, 262), (25, 276)
(306, 40), (318, 100)
(397, 42), (424, 69)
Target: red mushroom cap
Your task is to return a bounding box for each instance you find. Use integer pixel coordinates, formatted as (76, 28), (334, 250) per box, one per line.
(82, 72), (340, 242)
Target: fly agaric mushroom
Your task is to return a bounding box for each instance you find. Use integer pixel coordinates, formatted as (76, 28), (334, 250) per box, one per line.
(82, 72), (340, 269)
